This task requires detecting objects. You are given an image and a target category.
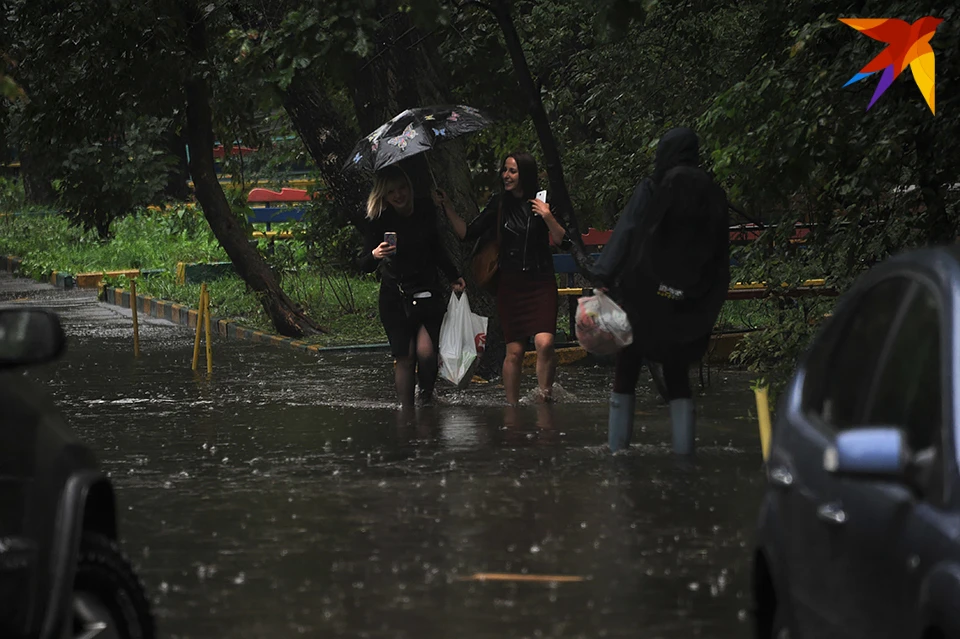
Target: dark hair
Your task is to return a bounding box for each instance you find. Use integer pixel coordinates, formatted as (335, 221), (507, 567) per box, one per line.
(504, 151), (539, 199)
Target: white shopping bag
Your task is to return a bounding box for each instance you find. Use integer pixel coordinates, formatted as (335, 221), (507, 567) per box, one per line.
(471, 308), (488, 356)
(439, 292), (485, 388)
(575, 289), (633, 356)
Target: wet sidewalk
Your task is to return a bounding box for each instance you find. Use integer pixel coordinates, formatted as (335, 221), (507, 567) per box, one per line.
(4, 271), (764, 638)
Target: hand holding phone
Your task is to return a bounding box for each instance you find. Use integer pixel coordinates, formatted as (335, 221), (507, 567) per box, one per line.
(384, 232), (397, 247)
(535, 190), (547, 203)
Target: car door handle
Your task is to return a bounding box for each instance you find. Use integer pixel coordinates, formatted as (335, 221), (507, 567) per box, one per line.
(817, 502), (847, 525)
(768, 465), (794, 488)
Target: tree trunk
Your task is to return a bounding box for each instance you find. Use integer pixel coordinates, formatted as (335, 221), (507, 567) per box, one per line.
(181, 1), (323, 338)
(281, 73), (370, 229)
(19, 148), (56, 206)
(491, 0), (594, 277)
(163, 124), (191, 201)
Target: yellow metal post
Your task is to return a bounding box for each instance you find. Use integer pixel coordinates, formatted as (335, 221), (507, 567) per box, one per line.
(192, 283), (206, 371)
(130, 279), (140, 357)
(755, 386), (773, 461)
(203, 287), (213, 374)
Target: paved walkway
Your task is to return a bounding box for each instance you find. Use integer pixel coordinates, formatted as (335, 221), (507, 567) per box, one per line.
(0, 271), (177, 330)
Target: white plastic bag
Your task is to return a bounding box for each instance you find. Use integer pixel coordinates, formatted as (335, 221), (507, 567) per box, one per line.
(439, 292), (486, 388)
(575, 289), (633, 356)
(471, 308), (488, 356)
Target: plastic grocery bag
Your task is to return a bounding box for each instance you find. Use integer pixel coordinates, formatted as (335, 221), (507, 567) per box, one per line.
(575, 289), (633, 356)
(439, 292), (486, 388)
(472, 308), (488, 356)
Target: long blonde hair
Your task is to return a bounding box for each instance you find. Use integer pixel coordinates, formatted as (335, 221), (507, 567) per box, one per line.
(366, 165), (413, 220)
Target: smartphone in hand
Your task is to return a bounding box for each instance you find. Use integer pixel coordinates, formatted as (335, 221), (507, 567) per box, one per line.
(384, 232), (397, 247)
(535, 190), (547, 203)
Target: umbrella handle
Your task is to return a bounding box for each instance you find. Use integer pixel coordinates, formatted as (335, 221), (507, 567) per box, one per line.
(425, 161), (440, 193)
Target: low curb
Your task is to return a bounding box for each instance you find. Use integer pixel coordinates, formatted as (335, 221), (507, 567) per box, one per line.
(98, 285), (392, 356)
(1, 256), (160, 290)
(1, 255), (77, 288)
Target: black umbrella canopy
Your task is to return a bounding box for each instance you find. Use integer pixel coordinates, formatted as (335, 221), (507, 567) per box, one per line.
(344, 105), (494, 173)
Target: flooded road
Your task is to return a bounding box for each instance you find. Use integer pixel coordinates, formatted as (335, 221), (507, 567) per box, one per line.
(4, 273), (765, 638)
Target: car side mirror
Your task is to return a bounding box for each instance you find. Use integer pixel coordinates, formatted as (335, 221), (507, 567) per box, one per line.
(0, 308), (66, 368)
(823, 427), (909, 478)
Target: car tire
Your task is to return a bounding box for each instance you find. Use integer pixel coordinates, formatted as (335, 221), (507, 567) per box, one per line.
(72, 532), (154, 639)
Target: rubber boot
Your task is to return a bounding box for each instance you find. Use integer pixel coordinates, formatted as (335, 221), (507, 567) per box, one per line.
(670, 398), (696, 455)
(608, 392), (636, 452)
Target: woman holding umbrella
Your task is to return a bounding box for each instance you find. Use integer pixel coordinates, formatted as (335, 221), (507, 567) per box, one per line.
(361, 164), (466, 407)
(440, 152), (571, 404)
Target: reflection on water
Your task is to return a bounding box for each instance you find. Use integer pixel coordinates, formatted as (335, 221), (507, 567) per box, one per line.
(23, 290), (764, 639)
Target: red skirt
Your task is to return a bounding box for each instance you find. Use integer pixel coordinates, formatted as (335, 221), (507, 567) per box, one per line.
(497, 270), (558, 343)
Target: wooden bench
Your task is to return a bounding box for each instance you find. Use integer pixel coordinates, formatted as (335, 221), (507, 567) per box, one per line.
(246, 187), (310, 239)
(550, 226), (836, 336)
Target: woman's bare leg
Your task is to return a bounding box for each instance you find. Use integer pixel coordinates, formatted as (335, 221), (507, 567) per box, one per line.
(502, 341), (526, 405)
(534, 332), (557, 400)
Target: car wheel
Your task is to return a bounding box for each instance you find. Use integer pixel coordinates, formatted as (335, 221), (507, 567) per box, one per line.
(72, 532), (154, 639)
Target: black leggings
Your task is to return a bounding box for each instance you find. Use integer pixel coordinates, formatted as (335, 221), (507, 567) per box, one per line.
(395, 325), (439, 406)
(613, 340), (702, 400)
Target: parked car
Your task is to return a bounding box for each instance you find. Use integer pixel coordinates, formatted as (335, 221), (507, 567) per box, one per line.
(751, 245), (960, 639)
(0, 307), (154, 639)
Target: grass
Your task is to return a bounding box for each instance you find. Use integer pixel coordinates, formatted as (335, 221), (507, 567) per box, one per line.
(0, 206), (387, 346)
(1, 203), (786, 347)
(0, 206), (227, 274)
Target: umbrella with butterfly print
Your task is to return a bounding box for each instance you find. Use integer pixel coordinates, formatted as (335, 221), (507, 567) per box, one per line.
(343, 104), (494, 173)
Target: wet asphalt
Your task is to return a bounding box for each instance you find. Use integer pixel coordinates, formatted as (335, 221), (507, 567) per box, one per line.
(1, 271), (765, 638)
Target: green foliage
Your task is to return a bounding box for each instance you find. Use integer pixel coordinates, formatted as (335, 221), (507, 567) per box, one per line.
(0, 177), (25, 211)
(133, 266), (384, 345)
(0, 206), (385, 344)
(4, 0), (186, 234)
(0, 206), (227, 277)
(696, 1), (960, 390)
(56, 117), (175, 237)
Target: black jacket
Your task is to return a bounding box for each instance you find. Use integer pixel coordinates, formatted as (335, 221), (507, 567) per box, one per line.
(360, 197), (460, 300)
(464, 191), (571, 274)
(591, 127), (729, 354)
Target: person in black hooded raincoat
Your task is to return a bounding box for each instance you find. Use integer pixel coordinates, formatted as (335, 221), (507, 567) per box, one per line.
(587, 127), (729, 454)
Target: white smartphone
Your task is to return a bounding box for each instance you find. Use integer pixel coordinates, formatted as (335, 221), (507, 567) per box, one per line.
(535, 190), (547, 203)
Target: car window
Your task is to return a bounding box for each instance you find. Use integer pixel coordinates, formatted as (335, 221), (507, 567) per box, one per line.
(865, 285), (941, 443)
(804, 276), (911, 429)
(864, 284), (944, 502)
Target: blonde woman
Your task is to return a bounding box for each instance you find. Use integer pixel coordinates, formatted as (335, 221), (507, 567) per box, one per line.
(360, 165), (466, 406)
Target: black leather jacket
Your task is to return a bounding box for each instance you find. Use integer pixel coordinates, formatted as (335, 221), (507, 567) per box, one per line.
(465, 192), (571, 274)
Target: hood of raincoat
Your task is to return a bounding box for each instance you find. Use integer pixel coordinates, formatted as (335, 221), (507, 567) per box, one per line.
(652, 127), (700, 184)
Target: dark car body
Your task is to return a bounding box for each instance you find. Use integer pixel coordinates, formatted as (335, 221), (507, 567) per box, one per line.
(0, 308), (151, 639)
(752, 246), (960, 639)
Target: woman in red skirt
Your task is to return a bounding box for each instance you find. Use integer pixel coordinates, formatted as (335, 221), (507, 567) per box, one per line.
(440, 152), (570, 404)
